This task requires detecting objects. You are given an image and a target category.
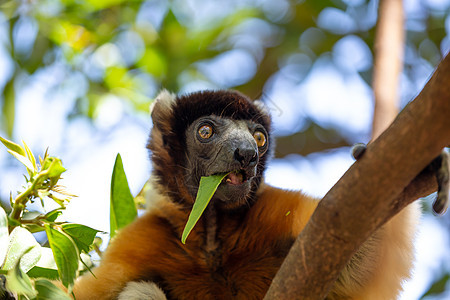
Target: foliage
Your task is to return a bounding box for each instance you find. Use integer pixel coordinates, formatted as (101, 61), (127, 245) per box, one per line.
(0, 137), (101, 298)
(0, 140), (240, 296)
(1, 0), (447, 152)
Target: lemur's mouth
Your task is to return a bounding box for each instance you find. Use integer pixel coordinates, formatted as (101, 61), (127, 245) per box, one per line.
(223, 169), (248, 185)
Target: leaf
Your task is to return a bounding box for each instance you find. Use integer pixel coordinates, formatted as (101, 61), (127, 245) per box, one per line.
(61, 223), (101, 254)
(181, 173), (229, 244)
(421, 273), (450, 297)
(110, 153), (137, 238)
(6, 149), (35, 173)
(41, 157), (66, 178)
(28, 247), (59, 280)
(22, 140), (37, 173)
(0, 207), (8, 266)
(0, 0), (20, 20)
(0, 136), (26, 157)
(1, 78), (15, 138)
(44, 209), (63, 222)
(34, 278), (71, 300)
(35, 247), (57, 270)
(45, 225), (79, 292)
(5, 260), (37, 297)
(27, 266), (59, 280)
(85, 0), (126, 10)
(2, 227), (42, 273)
(137, 48), (167, 78)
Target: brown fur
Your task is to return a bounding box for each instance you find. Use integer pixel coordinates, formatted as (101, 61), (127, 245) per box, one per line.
(73, 185), (418, 299)
(73, 184), (317, 299)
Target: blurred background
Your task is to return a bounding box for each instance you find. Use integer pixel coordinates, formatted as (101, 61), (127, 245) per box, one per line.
(0, 0), (449, 298)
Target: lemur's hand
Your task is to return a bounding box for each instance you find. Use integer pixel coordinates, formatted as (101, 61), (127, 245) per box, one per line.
(351, 144), (449, 215)
(351, 143), (367, 160)
(428, 150), (449, 215)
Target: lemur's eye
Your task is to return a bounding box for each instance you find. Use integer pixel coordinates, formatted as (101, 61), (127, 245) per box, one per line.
(253, 131), (266, 148)
(198, 124), (214, 139)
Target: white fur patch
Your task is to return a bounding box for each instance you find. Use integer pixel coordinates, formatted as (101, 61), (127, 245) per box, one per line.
(144, 177), (167, 211)
(118, 281), (167, 300)
(253, 100), (269, 115)
(150, 90), (176, 115)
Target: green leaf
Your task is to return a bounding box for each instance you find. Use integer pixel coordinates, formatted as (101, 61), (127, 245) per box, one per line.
(421, 273), (450, 297)
(85, 0), (126, 10)
(41, 157), (66, 178)
(181, 173), (229, 244)
(0, 207), (8, 266)
(2, 227), (42, 273)
(35, 247), (57, 270)
(0, 0), (20, 20)
(2, 78), (15, 138)
(28, 247), (59, 280)
(6, 149), (35, 173)
(61, 223), (101, 254)
(45, 225), (79, 292)
(44, 209), (63, 222)
(34, 278), (71, 299)
(5, 260), (37, 297)
(110, 153), (137, 238)
(0, 136), (26, 157)
(27, 266), (59, 280)
(137, 48), (167, 78)
(22, 140), (37, 173)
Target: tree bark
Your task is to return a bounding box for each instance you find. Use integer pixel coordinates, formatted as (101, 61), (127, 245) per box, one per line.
(372, 0), (404, 139)
(264, 53), (450, 299)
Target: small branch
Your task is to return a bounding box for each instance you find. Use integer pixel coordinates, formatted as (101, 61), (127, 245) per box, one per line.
(274, 124), (351, 158)
(9, 171), (49, 226)
(9, 185), (34, 221)
(372, 0), (405, 139)
(264, 53), (450, 299)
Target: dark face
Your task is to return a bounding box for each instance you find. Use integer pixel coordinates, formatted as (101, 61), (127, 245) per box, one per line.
(184, 115), (269, 209)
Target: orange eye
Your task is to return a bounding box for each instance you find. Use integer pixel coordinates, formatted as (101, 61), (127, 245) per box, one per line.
(253, 131), (266, 148)
(198, 124), (214, 139)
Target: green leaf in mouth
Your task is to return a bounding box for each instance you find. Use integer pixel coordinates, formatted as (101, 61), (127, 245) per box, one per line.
(181, 173), (229, 244)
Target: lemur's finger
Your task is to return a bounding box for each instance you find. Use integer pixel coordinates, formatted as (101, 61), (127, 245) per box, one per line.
(431, 150), (449, 215)
(351, 143), (367, 160)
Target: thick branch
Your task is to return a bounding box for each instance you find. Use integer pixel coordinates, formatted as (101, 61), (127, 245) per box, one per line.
(264, 53), (450, 299)
(372, 0), (404, 139)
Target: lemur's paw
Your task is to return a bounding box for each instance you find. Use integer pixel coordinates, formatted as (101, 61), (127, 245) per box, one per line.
(351, 143), (367, 160)
(429, 150), (449, 215)
(118, 281), (167, 300)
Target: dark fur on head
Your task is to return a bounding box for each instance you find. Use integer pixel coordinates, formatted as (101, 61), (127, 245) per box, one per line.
(147, 90), (272, 209)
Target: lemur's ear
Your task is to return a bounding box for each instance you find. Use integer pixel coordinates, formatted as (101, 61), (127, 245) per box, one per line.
(253, 99), (269, 116)
(150, 90), (176, 133)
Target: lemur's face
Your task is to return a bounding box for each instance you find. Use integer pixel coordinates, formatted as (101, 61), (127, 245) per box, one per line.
(184, 115), (269, 209)
(148, 90), (271, 209)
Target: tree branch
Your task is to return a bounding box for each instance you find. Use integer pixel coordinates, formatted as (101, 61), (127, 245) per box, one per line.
(264, 53), (450, 299)
(372, 0), (405, 139)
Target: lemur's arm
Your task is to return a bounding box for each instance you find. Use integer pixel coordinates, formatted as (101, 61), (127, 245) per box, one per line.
(352, 144), (449, 214)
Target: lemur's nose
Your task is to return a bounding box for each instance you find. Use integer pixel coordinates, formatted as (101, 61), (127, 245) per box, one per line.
(234, 147), (258, 168)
